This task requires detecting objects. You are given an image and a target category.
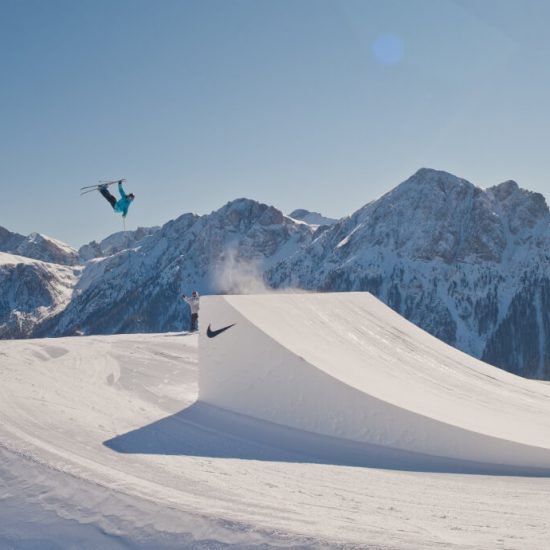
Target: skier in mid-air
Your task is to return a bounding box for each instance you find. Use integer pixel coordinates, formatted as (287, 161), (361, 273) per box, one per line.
(99, 180), (135, 218)
(182, 290), (200, 332)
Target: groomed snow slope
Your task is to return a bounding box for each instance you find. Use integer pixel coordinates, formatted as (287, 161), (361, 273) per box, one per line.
(2, 332), (550, 548)
(201, 292), (550, 472)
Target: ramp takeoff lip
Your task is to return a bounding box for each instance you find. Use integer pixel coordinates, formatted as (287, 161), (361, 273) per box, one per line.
(206, 323), (236, 338)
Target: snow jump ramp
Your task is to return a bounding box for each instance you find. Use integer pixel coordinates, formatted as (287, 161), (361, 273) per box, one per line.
(200, 292), (550, 472)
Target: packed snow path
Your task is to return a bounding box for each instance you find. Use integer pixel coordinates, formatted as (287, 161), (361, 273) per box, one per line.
(0, 295), (549, 547)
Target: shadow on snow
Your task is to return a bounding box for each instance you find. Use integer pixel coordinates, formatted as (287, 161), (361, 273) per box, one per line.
(104, 401), (550, 477)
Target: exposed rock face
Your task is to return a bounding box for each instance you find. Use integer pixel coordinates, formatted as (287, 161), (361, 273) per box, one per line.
(0, 226), (25, 252)
(0, 228), (80, 337)
(78, 226), (160, 261)
(482, 277), (550, 378)
(0, 253), (78, 338)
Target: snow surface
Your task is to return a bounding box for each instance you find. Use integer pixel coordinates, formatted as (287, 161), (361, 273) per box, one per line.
(1, 293), (550, 548)
(201, 293), (550, 471)
(27, 232), (78, 256)
(288, 209), (338, 227)
(0, 251), (43, 267)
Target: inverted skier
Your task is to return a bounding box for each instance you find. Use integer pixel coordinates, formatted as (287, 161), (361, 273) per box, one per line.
(99, 180), (135, 218)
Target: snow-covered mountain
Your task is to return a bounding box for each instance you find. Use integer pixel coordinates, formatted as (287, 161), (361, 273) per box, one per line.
(4, 168), (550, 378)
(36, 199), (313, 337)
(78, 226), (160, 261)
(0, 226), (79, 265)
(0, 252), (79, 338)
(268, 168), (550, 378)
(0, 228), (81, 337)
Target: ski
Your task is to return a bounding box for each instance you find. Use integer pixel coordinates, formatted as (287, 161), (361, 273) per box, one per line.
(80, 179), (125, 191)
(80, 187), (102, 196)
(80, 179), (126, 196)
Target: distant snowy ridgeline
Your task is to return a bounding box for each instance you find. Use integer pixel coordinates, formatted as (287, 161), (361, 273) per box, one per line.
(200, 292), (550, 472)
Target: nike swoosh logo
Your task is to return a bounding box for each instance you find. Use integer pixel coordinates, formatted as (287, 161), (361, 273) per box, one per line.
(206, 323), (236, 338)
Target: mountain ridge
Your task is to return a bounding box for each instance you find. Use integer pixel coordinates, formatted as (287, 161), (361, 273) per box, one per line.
(2, 168), (550, 378)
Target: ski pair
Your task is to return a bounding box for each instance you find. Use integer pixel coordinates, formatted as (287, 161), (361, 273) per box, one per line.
(80, 179), (126, 196)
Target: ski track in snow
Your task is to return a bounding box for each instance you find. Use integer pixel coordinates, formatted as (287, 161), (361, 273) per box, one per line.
(1, 331), (550, 549)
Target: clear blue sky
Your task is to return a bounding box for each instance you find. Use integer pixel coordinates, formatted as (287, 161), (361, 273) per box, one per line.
(1, 0), (550, 247)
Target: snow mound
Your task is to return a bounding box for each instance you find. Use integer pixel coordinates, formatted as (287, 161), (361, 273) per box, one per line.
(200, 292), (550, 471)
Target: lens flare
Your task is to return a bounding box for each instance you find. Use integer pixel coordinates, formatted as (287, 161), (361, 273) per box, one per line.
(372, 33), (404, 65)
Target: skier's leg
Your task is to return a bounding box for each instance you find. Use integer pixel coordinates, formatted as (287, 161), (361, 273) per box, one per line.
(99, 187), (117, 209)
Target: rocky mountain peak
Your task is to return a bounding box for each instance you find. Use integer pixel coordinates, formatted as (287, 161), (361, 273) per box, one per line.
(488, 180), (549, 235)
(15, 233), (79, 266)
(217, 198), (285, 229)
(350, 168), (504, 263)
(490, 180), (520, 201)
(386, 168), (478, 204)
(0, 226), (26, 252)
(406, 167), (474, 190)
(0, 228), (79, 266)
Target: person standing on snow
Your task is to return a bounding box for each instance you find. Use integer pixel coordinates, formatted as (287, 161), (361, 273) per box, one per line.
(182, 290), (200, 332)
(99, 180), (135, 218)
